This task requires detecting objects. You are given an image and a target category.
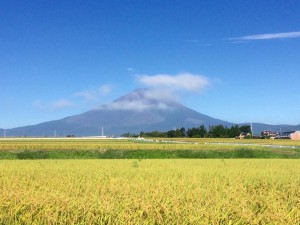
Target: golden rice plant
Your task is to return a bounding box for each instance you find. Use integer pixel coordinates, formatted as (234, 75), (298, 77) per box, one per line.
(0, 159), (299, 224)
(0, 138), (299, 152)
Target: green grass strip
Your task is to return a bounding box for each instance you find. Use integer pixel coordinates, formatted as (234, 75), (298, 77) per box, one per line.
(0, 149), (299, 160)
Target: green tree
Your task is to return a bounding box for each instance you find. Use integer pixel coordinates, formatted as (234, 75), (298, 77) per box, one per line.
(179, 127), (186, 137)
(209, 125), (228, 138)
(167, 130), (177, 137)
(239, 125), (251, 134)
(198, 125), (207, 137)
(228, 125), (240, 138)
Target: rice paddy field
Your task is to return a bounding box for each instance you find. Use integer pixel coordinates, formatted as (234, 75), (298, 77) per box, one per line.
(1, 137), (300, 152)
(0, 137), (300, 159)
(0, 138), (299, 224)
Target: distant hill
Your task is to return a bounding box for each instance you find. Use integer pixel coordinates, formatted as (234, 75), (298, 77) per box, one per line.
(2, 89), (300, 137)
(242, 123), (300, 135)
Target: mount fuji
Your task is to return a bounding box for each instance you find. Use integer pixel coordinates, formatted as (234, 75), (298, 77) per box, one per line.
(3, 89), (233, 137)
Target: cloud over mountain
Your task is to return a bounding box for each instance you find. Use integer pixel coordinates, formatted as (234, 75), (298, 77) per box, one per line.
(136, 73), (210, 92)
(102, 89), (173, 112)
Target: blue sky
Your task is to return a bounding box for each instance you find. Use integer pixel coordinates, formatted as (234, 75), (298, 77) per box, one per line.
(1, 0), (300, 128)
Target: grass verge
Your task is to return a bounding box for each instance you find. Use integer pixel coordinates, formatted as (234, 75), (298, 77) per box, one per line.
(0, 148), (299, 159)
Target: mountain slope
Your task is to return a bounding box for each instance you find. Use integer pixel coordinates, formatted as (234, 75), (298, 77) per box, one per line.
(5, 89), (232, 136)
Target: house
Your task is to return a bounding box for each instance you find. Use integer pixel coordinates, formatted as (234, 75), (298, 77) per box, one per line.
(238, 132), (251, 139)
(261, 130), (277, 139)
(277, 131), (300, 140)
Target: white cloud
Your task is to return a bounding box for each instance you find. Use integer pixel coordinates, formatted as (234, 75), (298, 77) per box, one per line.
(99, 85), (112, 95)
(143, 89), (176, 102)
(51, 100), (74, 110)
(34, 84), (113, 112)
(99, 89), (177, 112)
(73, 91), (96, 101)
(127, 67), (135, 72)
(136, 73), (210, 92)
(74, 85), (112, 101)
(106, 99), (169, 112)
(230, 31), (300, 41)
(33, 99), (74, 111)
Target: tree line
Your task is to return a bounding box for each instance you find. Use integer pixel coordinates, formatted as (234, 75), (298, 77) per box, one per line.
(122, 125), (252, 138)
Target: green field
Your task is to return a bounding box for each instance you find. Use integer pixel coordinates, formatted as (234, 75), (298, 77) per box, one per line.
(0, 137), (299, 159)
(0, 138), (299, 224)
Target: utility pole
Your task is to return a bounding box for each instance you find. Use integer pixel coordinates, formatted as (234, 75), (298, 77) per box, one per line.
(250, 122), (254, 138)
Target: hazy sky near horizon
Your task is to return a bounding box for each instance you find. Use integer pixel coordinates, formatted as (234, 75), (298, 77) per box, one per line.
(1, 0), (300, 128)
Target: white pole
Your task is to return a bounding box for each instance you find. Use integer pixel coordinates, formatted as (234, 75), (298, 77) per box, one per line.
(101, 126), (104, 136)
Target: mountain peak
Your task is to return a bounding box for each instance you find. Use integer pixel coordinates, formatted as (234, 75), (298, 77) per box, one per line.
(114, 88), (176, 103)
(113, 88), (150, 103)
(107, 88), (182, 112)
